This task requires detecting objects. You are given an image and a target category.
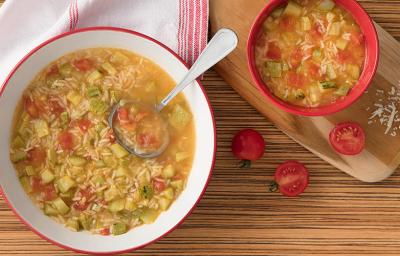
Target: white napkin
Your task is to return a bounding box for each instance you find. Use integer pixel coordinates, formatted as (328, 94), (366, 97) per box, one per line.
(0, 0), (209, 86)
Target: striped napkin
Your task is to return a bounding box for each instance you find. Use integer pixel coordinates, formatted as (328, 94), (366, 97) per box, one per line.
(0, 0), (209, 86)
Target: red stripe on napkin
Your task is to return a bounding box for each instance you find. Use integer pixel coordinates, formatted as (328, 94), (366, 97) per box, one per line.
(178, 0), (208, 65)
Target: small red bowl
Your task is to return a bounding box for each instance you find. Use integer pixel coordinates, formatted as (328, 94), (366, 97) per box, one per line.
(247, 0), (379, 116)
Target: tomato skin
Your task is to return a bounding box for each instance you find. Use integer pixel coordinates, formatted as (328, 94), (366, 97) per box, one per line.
(77, 119), (91, 132)
(73, 58), (93, 72)
(153, 178), (166, 193)
(24, 97), (39, 118)
(266, 42), (282, 60)
(279, 16), (295, 31)
(117, 107), (130, 122)
(27, 148), (46, 167)
(31, 177), (44, 193)
(290, 48), (303, 69)
(231, 129), (265, 161)
(49, 98), (64, 117)
(350, 31), (364, 46)
(72, 188), (93, 211)
(275, 161), (309, 197)
(47, 65), (59, 76)
(329, 122), (365, 156)
(307, 62), (321, 79)
(43, 184), (57, 201)
(287, 72), (307, 88)
(100, 228), (110, 236)
(58, 131), (74, 151)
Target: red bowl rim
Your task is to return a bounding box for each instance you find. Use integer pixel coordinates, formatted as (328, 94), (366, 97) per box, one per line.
(247, 0), (380, 116)
(0, 26), (217, 255)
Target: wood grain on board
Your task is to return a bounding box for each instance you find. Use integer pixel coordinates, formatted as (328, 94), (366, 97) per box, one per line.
(210, 0), (400, 183)
(2, 0), (400, 255)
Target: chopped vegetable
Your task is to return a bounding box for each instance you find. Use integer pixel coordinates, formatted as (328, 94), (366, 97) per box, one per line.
(347, 64), (361, 79)
(301, 17), (311, 31)
(162, 187), (174, 200)
(33, 120), (49, 138)
(319, 81), (337, 89)
(57, 176), (76, 193)
(328, 22), (341, 36)
(44, 204), (58, 216)
(101, 62), (117, 75)
(140, 185), (154, 200)
(69, 156), (87, 167)
(162, 165), (175, 179)
(318, 0), (335, 11)
(41, 169), (55, 184)
(12, 136), (24, 148)
(139, 208), (158, 224)
(265, 61), (282, 78)
(89, 98), (108, 115)
(11, 150), (27, 163)
(66, 90), (82, 106)
(170, 180), (184, 190)
(19, 176), (32, 193)
(283, 1), (302, 17)
(60, 112), (69, 127)
(327, 64), (337, 79)
(159, 197), (172, 211)
(111, 222), (127, 235)
(52, 197), (70, 214)
(25, 166), (35, 176)
(66, 219), (80, 231)
(87, 70), (102, 84)
(110, 143), (129, 158)
(335, 85), (351, 96)
(336, 38), (349, 50)
(110, 51), (129, 64)
(59, 63), (73, 77)
(87, 86), (101, 98)
(108, 199), (125, 212)
(104, 186), (119, 201)
(271, 7), (284, 18)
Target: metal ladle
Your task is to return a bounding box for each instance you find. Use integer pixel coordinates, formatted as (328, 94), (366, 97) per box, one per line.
(108, 28), (238, 158)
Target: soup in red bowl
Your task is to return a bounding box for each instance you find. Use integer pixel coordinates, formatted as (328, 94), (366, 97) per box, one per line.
(247, 0), (379, 116)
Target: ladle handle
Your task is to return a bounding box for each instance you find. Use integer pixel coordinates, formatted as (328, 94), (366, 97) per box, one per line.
(157, 28), (238, 112)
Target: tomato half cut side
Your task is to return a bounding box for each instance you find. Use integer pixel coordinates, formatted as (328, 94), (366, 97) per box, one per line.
(275, 161), (309, 197)
(329, 122), (365, 156)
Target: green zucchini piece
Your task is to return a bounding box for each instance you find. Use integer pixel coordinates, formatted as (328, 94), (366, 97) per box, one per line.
(44, 203), (58, 216)
(139, 208), (158, 224)
(159, 197), (172, 211)
(87, 70), (103, 84)
(335, 85), (351, 96)
(34, 120), (49, 138)
(111, 222), (127, 235)
(271, 7), (284, 18)
(25, 166), (35, 176)
(318, 0), (335, 11)
(101, 62), (117, 75)
(60, 111), (69, 127)
(110, 51), (129, 64)
(87, 86), (101, 98)
(12, 136), (25, 148)
(162, 187), (175, 200)
(336, 38), (348, 50)
(66, 90), (82, 106)
(66, 218), (80, 231)
(52, 197), (70, 214)
(319, 81), (337, 89)
(301, 16), (311, 31)
(57, 176), (76, 193)
(108, 199), (125, 212)
(11, 150), (27, 163)
(265, 61), (282, 78)
(89, 98), (108, 115)
(59, 63), (73, 77)
(162, 165), (175, 179)
(104, 186), (119, 201)
(283, 1), (303, 17)
(140, 185), (154, 200)
(110, 143), (129, 158)
(41, 169), (55, 184)
(79, 214), (91, 230)
(171, 180), (184, 190)
(69, 156), (87, 167)
(19, 176), (32, 193)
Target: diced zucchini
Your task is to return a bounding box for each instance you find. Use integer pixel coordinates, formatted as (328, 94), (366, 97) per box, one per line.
(283, 1), (303, 17)
(11, 148), (27, 162)
(347, 64), (361, 79)
(294, 89), (306, 99)
(301, 17), (311, 31)
(115, 166), (127, 177)
(19, 176), (32, 193)
(18, 114), (30, 137)
(79, 214), (91, 230)
(57, 176), (76, 193)
(59, 63), (73, 77)
(176, 152), (190, 162)
(12, 136), (25, 148)
(282, 62), (289, 71)
(140, 185), (154, 200)
(170, 180), (184, 190)
(66, 218), (80, 231)
(159, 197), (172, 211)
(89, 98), (108, 115)
(108, 199), (125, 212)
(162, 187), (174, 200)
(328, 22), (341, 36)
(95, 123), (107, 133)
(265, 61), (282, 78)
(110, 51), (129, 64)
(44, 203), (58, 216)
(168, 104), (192, 129)
(162, 165), (175, 179)
(319, 81), (337, 89)
(140, 208), (158, 224)
(101, 62), (117, 75)
(104, 186), (119, 201)
(271, 7), (284, 18)
(124, 198), (137, 211)
(66, 90), (82, 106)
(34, 120), (49, 138)
(327, 64), (337, 79)
(52, 197), (70, 214)
(69, 156), (87, 167)
(263, 21), (276, 31)
(111, 222), (127, 235)
(90, 175), (105, 185)
(110, 143), (129, 158)
(87, 86), (101, 98)
(95, 160), (106, 168)
(48, 148), (57, 164)
(25, 166), (35, 176)
(60, 111), (69, 127)
(87, 70), (103, 84)
(326, 12), (336, 22)
(104, 156), (118, 168)
(309, 86), (321, 103)
(41, 169), (55, 184)
(336, 38), (348, 50)
(318, 0), (335, 11)
(335, 85), (351, 96)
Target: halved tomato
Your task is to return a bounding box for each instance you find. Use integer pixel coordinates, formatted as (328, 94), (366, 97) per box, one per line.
(329, 122), (365, 155)
(275, 161), (309, 197)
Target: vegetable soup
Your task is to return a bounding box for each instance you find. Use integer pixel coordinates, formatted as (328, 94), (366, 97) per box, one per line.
(9, 48), (195, 236)
(255, 0), (365, 107)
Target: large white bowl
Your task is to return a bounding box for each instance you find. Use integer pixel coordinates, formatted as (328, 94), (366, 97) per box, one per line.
(0, 27), (216, 254)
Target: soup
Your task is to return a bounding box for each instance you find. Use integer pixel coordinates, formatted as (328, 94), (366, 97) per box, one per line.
(255, 0), (365, 107)
(9, 48), (195, 236)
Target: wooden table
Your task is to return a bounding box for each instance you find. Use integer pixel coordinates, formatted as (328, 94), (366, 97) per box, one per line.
(1, 1), (400, 255)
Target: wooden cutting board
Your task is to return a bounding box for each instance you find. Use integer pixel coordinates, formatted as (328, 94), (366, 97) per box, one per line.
(210, 0), (400, 182)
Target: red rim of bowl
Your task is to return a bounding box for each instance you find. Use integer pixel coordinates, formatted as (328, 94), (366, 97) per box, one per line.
(0, 26), (217, 255)
(247, 0), (380, 116)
